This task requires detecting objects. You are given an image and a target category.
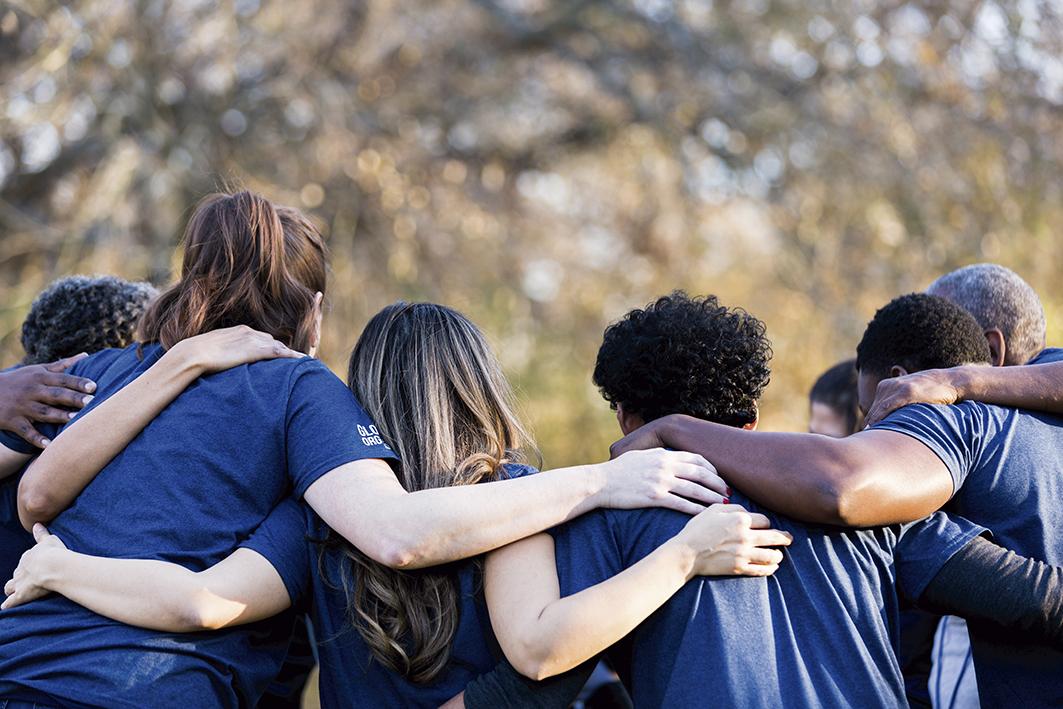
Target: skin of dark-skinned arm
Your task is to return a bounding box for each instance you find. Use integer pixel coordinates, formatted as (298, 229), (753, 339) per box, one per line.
(918, 535), (1063, 647)
(459, 658), (596, 709)
(866, 361), (1063, 426)
(611, 415), (954, 527)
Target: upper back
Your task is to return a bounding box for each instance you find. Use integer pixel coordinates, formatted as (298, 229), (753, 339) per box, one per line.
(552, 495), (916, 708)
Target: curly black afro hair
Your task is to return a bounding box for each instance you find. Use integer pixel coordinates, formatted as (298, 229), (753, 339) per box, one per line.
(593, 292), (772, 427)
(21, 276), (158, 365)
(855, 293), (992, 377)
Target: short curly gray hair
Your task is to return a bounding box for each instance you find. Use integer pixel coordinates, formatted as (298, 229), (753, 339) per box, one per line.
(927, 263), (1046, 365)
(21, 275), (158, 365)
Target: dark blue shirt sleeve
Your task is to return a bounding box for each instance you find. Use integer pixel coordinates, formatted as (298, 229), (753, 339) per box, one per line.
(1027, 347), (1063, 365)
(284, 360), (398, 498)
(895, 512), (988, 601)
(549, 510), (625, 597)
(238, 497), (311, 604)
(871, 402), (990, 496)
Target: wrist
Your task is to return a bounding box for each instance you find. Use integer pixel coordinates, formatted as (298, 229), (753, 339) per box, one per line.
(583, 463), (611, 512)
(158, 342), (206, 383)
(661, 535), (699, 583)
(947, 366), (977, 402)
(33, 547), (70, 590)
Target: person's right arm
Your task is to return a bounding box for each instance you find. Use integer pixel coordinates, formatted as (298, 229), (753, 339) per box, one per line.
(17, 327), (302, 529)
(865, 361), (1063, 426)
(610, 416), (955, 527)
(2, 523), (292, 631)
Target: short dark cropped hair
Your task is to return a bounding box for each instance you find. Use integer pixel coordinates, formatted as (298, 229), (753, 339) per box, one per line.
(593, 292), (772, 427)
(855, 293), (992, 378)
(809, 358), (861, 434)
(21, 275), (158, 364)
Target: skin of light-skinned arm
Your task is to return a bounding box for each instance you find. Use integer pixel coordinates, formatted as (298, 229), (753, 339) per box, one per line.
(865, 361), (1063, 427)
(17, 327), (302, 530)
(303, 448), (730, 571)
(612, 415), (955, 527)
(0, 446), (31, 482)
(483, 506), (792, 680)
(3, 529), (290, 631)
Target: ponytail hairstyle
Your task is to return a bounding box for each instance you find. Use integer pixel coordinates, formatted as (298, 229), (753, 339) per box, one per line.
(337, 302), (535, 683)
(138, 191), (327, 352)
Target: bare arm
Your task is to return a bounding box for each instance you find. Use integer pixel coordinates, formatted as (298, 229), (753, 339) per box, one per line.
(17, 327), (302, 529)
(3, 525), (290, 631)
(304, 448), (728, 571)
(611, 415), (954, 527)
(865, 362), (1063, 426)
(484, 506), (792, 680)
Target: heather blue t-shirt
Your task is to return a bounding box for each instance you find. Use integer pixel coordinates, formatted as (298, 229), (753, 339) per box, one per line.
(0, 343), (397, 708)
(551, 493), (984, 709)
(873, 360), (1063, 708)
(263, 463), (538, 708)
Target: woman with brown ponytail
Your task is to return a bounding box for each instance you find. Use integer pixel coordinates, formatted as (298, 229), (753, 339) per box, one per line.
(3, 296), (789, 707)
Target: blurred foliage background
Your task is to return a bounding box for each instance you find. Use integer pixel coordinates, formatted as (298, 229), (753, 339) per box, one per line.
(2, 0), (1062, 470)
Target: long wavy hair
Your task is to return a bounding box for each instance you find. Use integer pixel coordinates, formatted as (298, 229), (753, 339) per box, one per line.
(337, 302), (534, 683)
(138, 191), (326, 352)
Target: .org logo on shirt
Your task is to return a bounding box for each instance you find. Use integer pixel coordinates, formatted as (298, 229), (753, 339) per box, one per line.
(356, 424), (390, 449)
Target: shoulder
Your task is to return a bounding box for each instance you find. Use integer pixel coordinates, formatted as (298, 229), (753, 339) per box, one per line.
(73, 343), (150, 380)
(1027, 347), (1063, 365)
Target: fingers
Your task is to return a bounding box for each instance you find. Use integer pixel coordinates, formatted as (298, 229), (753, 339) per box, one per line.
(747, 529), (794, 548)
(3, 578), (13, 596)
(745, 546), (786, 566)
(673, 459), (728, 497)
(24, 404), (77, 425)
(733, 562), (780, 577)
(12, 418), (49, 449)
(660, 494), (707, 516)
(41, 371), (96, 396)
(669, 479), (727, 506)
(42, 353), (88, 373)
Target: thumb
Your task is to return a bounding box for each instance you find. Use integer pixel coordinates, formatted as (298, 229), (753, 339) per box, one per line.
(44, 353), (89, 372)
(32, 523), (49, 543)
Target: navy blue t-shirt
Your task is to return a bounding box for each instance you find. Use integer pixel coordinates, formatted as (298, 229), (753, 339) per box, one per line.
(873, 359), (1063, 708)
(551, 493), (984, 709)
(0, 365), (35, 581)
(0, 343), (397, 708)
(258, 463), (538, 708)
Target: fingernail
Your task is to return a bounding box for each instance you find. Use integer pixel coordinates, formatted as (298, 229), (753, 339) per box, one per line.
(723, 497), (730, 504)
(726, 487), (732, 496)
(82, 395), (94, 405)
(84, 382), (96, 393)
(67, 411), (76, 420)
(40, 439), (50, 447)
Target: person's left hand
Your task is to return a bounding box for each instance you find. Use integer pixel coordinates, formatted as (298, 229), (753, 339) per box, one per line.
(2, 523), (67, 610)
(864, 369), (961, 427)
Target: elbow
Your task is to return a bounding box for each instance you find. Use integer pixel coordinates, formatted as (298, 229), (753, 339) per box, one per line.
(17, 483), (59, 532)
(174, 592), (237, 632)
(508, 648), (556, 682)
(369, 535), (424, 570)
(799, 449), (873, 528)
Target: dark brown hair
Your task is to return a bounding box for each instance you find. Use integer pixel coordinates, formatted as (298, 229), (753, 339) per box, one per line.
(138, 191), (326, 352)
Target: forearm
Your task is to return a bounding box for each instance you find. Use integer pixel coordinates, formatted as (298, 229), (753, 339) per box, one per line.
(511, 539), (693, 679)
(919, 536), (1063, 647)
(651, 416), (948, 526)
(314, 463), (607, 570)
(954, 362), (1063, 414)
(34, 549), (225, 632)
(18, 350), (200, 529)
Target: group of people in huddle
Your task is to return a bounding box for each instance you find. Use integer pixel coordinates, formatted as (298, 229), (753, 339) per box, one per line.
(0, 190), (1059, 709)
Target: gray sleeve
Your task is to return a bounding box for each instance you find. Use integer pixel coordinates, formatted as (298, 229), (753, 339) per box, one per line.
(919, 535), (1063, 647)
(463, 658), (596, 709)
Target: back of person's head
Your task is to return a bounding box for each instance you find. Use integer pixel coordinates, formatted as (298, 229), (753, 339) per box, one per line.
(593, 291), (772, 428)
(340, 301), (534, 683)
(21, 275), (158, 364)
(808, 359), (862, 437)
(926, 263), (1046, 365)
(856, 294), (992, 379)
(138, 191), (327, 353)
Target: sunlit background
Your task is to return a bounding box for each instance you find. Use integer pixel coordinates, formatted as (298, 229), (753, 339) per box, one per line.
(3, 0), (1062, 466)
